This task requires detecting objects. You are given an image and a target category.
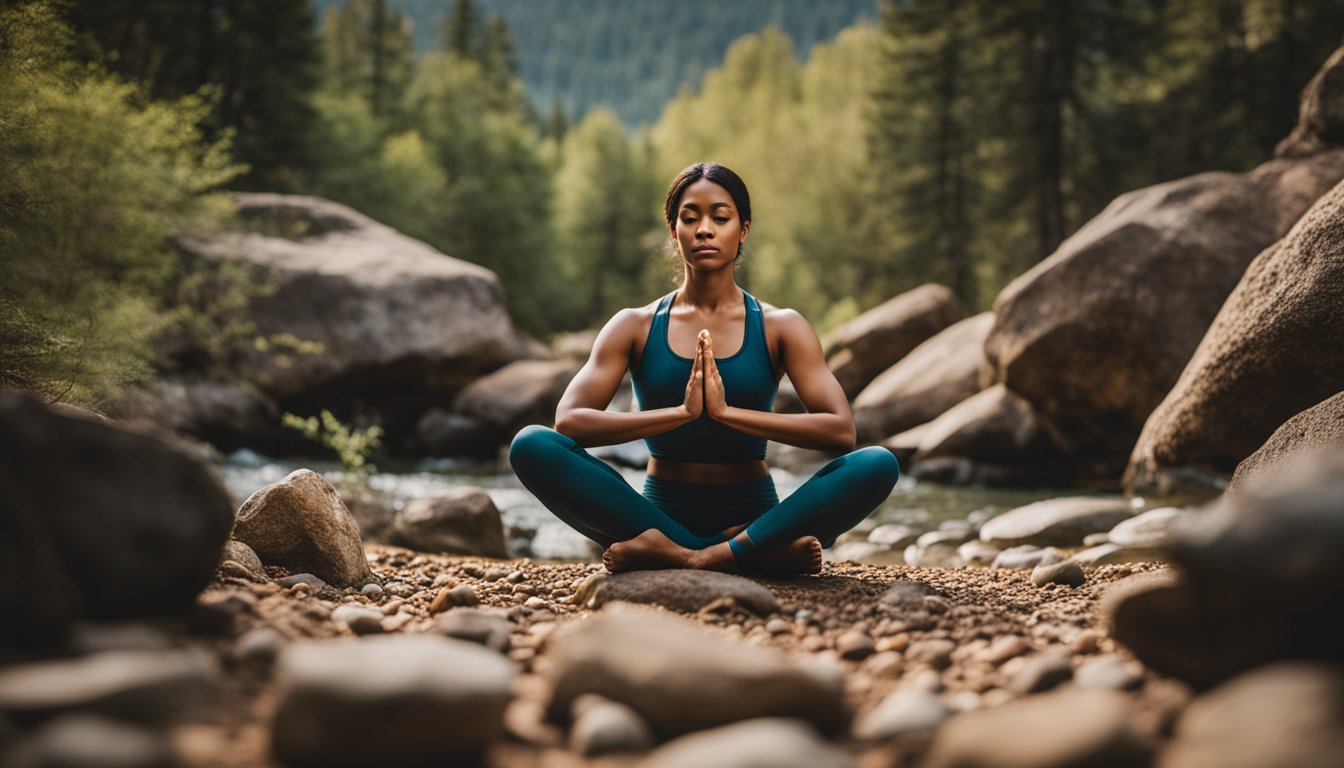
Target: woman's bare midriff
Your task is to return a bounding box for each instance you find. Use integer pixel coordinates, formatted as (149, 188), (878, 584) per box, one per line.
(646, 456), (770, 485)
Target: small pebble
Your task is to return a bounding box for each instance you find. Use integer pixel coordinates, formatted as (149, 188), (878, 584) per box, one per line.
(278, 574), (327, 590)
(766, 619), (791, 635)
(1031, 560), (1086, 587)
(360, 583), (384, 598)
(1009, 650), (1073, 694)
(837, 631), (875, 661)
(906, 639), (956, 669)
(331, 605), (384, 635)
(431, 573), (454, 589)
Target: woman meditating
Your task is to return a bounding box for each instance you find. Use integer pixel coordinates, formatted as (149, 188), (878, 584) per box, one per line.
(510, 162), (899, 575)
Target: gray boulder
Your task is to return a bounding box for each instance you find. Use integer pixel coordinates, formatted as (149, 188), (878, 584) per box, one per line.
(1126, 172), (1344, 497)
(0, 393), (235, 642)
(447, 359), (581, 448)
(231, 469), (373, 588)
(546, 609), (847, 738)
(824, 284), (966, 399)
(165, 192), (537, 448)
(573, 570), (779, 615)
(987, 46), (1344, 481)
(1227, 391), (1344, 496)
(853, 312), (993, 442)
(979, 497), (1134, 548)
(389, 487), (508, 557)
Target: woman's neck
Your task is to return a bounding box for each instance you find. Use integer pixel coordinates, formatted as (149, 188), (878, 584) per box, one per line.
(678, 268), (740, 310)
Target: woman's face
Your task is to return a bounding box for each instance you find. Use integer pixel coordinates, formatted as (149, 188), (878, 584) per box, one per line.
(670, 178), (749, 270)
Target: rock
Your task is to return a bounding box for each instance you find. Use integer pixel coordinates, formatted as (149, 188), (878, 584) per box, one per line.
(449, 359), (582, 448)
(545, 609), (846, 737)
(331, 605), (385, 635)
(1126, 170), (1344, 497)
(590, 438), (651, 469)
(1031, 560), (1085, 587)
(235, 628), (283, 666)
(991, 545), (1062, 570)
(908, 385), (1068, 486)
(637, 718), (854, 768)
(880, 580), (941, 608)
(433, 609), (513, 654)
(1070, 543), (1169, 566)
(1277, 45), (1344, 158)
(924, 689), (1152, 768)
(978, 635), (1031, 666)
(574, 570), (779, 616)
(1009, 650), (1074, 694)
(1106, 506), (1190, 548)
(988, 112), (1344, 481)
(906, 639), (956, 669)
(0, 650), (217, 724)
(276, 573), (327, 590)
(957, 540), (1001, 566)
(2, 715), (176, 768)
(430, 585), (480, 612)
(854, 689), (951, 742)
(0, 394), (236, 643)
(867, 523), (921, 548)
(271, 635), (514, 765)
(111, 377), (284, 460)
(413, 409), (499, 459)
(360, 583), (383, 597)
(881, 422), (932, 464)
(903, 542), (962, 567)
(217, 540), (268, 583)
(1161, 662), (1344, 768)
(169, 193), (538, 450)
(569, 694), (655, 756)
(66, 622), (172, 655)
(1108, 457), (1344, 687)
(1228, 391), (1344, 496)
(390, 487), (508, 557)
(853, 312), (993, 442)
(837, 631), (875, 661)
(231, 469), (373, 588)
(824, 284), (966, 399)
(1074, 656), (1142, 691)
(979, 497), (1134, 548)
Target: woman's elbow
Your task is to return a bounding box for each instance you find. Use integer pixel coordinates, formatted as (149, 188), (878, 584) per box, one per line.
(825, 421), (857, 453)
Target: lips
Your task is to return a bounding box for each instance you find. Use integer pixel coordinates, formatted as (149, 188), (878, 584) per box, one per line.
(693, 245), (719, 253)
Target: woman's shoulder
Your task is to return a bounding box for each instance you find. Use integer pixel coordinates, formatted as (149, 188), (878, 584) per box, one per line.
(757, 300), (814, 334)
(593, 298), (664, 347)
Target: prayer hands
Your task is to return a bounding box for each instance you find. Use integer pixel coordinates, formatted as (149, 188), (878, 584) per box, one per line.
(683, 332), (704, 419)
(699, 330), (728, 420)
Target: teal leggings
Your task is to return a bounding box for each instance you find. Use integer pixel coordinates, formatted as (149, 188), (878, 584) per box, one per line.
(508, 425), (900, 561)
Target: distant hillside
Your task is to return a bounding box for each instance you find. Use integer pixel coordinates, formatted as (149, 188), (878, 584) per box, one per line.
(313, 0), (879, 126)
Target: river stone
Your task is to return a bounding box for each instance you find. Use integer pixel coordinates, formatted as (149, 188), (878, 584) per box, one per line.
(574, 570), (779, 616)
(853, 689), (951, 742)
(979, 497), (1134, 548)
(570, 694), (655, 756)
(991, 545), (1062, 570)
(217, 539), (268, 583)
(231, 469), (373, 588)
(3, 714), (176, 768)
(924, 689), (1153, 768)
(910, 385), (1065, 486)
(1074, 656), (1143, 691)
(389, 487), (508, 557)
(170, 193), (537, 450)
(1107, 506), (1190, 548)
(1125, 168), (1344, 497)
(0, 649), (217, 724)
(1227, 390), (1344, 497)
(853, 312), (993, 442)
(1071, 543), (1170, 566)
(1108, 456), (1344, 688)
(880, 579), (941, 608)
(0, 392), (236, 643)
(331, 605), (385, 635)
(433, 608), (513, 654)
(271, 635), (513, 765)
(449, 359), (582, 448)
(637, 718), (854, 768)
(881, 422), (933, 464)
(1161, 662), (1344, 768)
(867, 524), (920, 548)
(824, 283), (966, 399)
(545, 609), (846, 737)
(1031, 560), (1086, 587)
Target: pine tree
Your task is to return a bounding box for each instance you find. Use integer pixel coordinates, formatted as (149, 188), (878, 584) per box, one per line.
(441, 0), (478, 60)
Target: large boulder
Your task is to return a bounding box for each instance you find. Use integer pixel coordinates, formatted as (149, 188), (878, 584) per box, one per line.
(0, 393), (235, 643)
(389, 487), (508, 557)
(1276, 46), (1344, 159)
(445, 359), (581, 449)
(1125, 175), (1344, 496)
(852, 312), (994, 442)
(1227, 391), (1344, 496)
(823, 284), (966, 399)
(157, 193), (539, 451)
(986, 48), (1344, 480)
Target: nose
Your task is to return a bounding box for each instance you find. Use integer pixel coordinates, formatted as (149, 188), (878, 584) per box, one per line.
(696, 220), (714, 238)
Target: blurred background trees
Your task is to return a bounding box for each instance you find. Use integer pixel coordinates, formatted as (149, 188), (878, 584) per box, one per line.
(4, 0), (1344, 405)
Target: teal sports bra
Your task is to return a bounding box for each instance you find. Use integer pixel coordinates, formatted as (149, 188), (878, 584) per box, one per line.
(631, 290), (779, 463)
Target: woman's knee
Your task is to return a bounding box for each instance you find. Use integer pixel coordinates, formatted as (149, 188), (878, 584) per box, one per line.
(852, 445), (901, 489)
(508, 424), (569, 470)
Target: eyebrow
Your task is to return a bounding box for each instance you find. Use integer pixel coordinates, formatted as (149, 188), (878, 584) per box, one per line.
(680, 202), (734, 211)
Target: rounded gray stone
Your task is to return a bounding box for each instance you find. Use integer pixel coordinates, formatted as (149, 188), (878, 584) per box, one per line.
(1031, 560), (1086, 587)
(854, 689), (951, 741)
(575, 570), (779, 615)
(980, 498), (1134, 548)
(636, 718), (855, 768)
(0, 650), (217, 724)
(570, 694), (655, 756)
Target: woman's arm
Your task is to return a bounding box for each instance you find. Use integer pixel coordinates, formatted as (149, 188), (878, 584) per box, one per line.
(703, 311), (856, 453)
(554, 309), (704, 447)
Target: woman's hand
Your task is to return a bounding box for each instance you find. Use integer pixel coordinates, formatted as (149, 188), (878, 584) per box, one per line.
(701, 330), (728, 420)
(683, 333), (705, 418)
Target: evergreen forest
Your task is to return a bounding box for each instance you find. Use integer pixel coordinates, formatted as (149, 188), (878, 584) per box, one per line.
(4, 0), (1344, 408)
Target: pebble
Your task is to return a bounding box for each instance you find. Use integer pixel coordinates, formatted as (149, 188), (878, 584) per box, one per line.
(766, 619), (791, 635)
(837, 631), (875, 661)
(1071, 630), (1102, 654)
(853, 689), (951, 741)
(277, 573), (327, 590)
(381, 612), (415, 633)
(0, 649), (217, 724)
(1031, 560), (1085, 587)
(637, 718), (854, 768)
(907, 668), (944, 693)
(235, 628), (283, 666)
(863, 651), (904, 678)
(978, 635), (1031, 666)
(431, 573), (455, 588)
(1106, 506), (1187, 548)
(1009, 650), (1073, 694)
(383, 580), (417, 598)
(430, 585), (480, 613)
(434, 609), (513, 654)
(957, 540), (1001, 566)
(271, 635), (514, 765)
(380, 598), (404, 616)
(3, 714), (176, 768)
(867, 523), (920, 548)
(524, 596), (547, 609)
(569, 693), (655, 756)
(991, 545), (1051, 570)
(360, 583), (384, 597)
(331, 605), (385, 635)
(1074, 656), (1143, 691)
(577, 570), (779, 615)
(906, 639), (956, 669)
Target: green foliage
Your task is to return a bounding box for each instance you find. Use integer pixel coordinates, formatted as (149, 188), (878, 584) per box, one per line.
(0, 0), (242, 405)
(282, 409), (384, 484)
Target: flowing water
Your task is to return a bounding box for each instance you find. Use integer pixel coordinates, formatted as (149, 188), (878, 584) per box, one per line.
(217, 450), (1124, 561)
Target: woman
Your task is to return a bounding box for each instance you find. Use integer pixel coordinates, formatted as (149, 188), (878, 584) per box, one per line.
(510, 162), (899, 575)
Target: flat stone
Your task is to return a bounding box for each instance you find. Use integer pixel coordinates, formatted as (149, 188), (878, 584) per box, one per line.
(977, 635), (1031, 666)
(867, 524), (920, 548)
(271, 635), (514, 765)
(1074, 656), (1143, 691)
(331, 605), (385, 635)
(235, 628), (283, 666)
(574, 570), (778, 616)
(1106, 506), (1190, 548)
(546, 608), (846, 738)
(232, 469), (372, 587)
(957, 540), (1001, 566)
(3, 714), (176, 768)
(924, 689), (1153, 768)
(991, 545), (1063, 570)
(837, 631), (875, 661)
(570, 693), (655, 756)
(906, 639), (956, 669)
(430, 585), (480, 613)
(1009, 650), (1074, 694)
(0, 650), (217, 724)
(980, 498), (1134, 548)
(276, 573), (327, 590)
(854, 689), (951, 741)
(903, 542), (962, 567)
(1071, 543), (1169, 565)
(433, 609), (513, 654)
(218, 540), (268, 583)
(636, 718), (854, 768)
(1031, 560), (1086, 587)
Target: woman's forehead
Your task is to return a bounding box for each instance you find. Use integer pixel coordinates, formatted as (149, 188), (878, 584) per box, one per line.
(679, 179), (735, 208)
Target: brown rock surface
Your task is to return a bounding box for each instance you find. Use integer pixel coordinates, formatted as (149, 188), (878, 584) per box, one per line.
(1227, 391), (1344, 496)
(824, 284), (966, 399)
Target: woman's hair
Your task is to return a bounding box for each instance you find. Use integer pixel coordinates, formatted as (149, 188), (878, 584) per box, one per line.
(663, 162), (752, 234)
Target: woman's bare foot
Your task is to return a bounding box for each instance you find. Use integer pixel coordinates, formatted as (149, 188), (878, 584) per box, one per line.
(739, 536), (823, 577)
(603, 529), (698, 573)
